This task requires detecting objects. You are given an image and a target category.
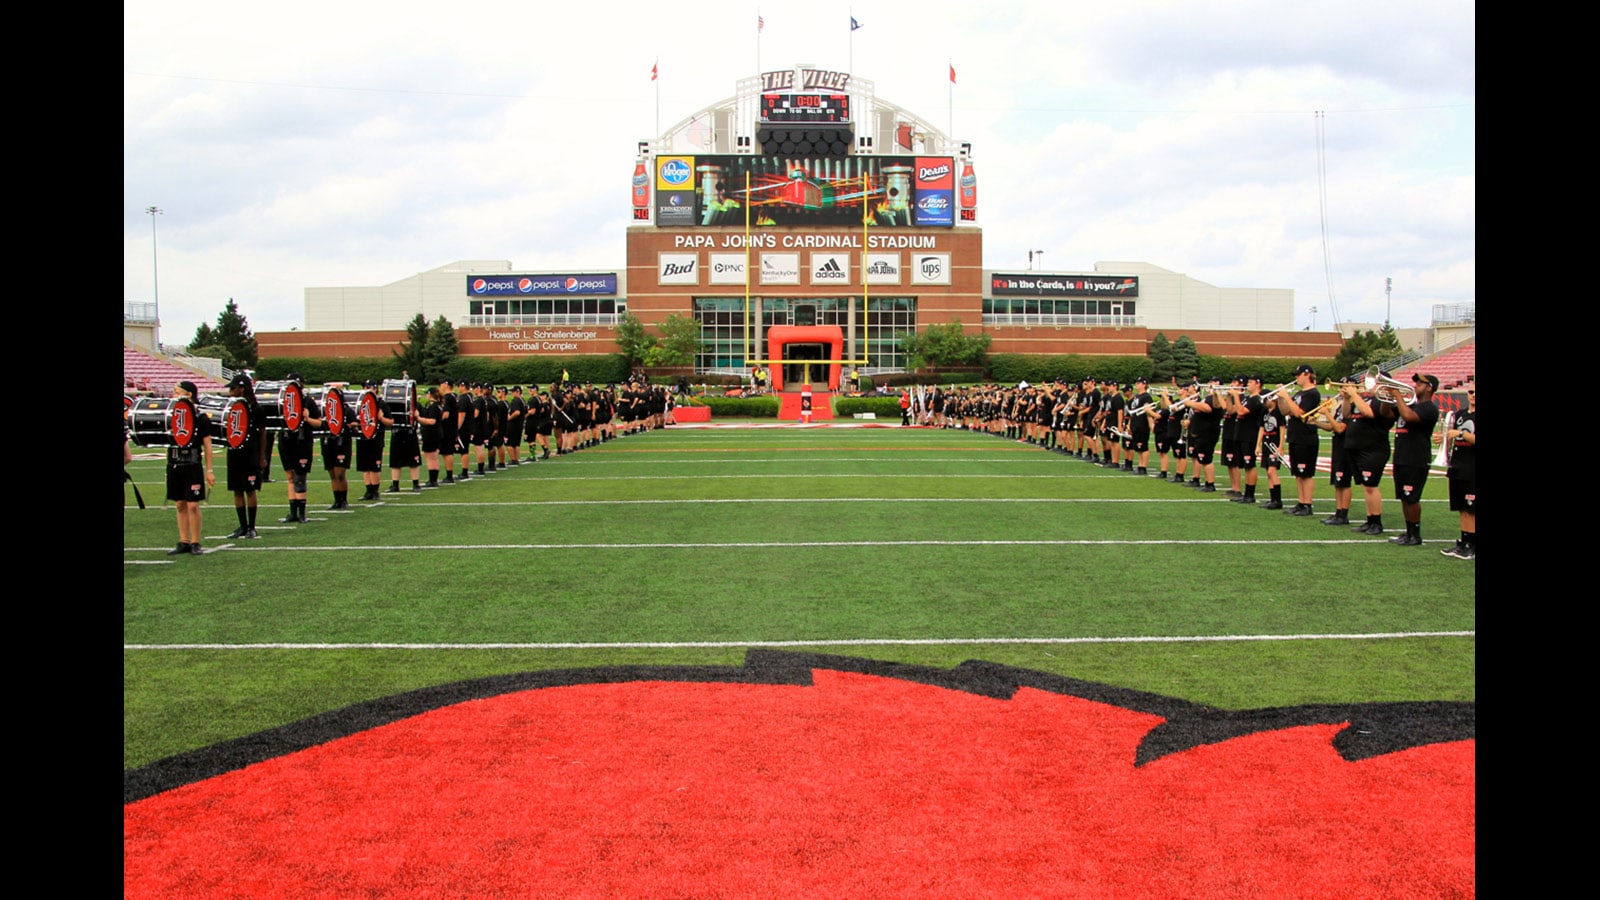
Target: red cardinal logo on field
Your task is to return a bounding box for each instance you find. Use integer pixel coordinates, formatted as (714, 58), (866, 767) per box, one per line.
(124, 652), (1475, 897)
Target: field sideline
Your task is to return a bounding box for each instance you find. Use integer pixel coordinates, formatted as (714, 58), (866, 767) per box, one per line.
(124, 424), (1475, 771)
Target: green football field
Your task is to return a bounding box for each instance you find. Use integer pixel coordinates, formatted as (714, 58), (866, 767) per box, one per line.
(123, 424), (1475, 771)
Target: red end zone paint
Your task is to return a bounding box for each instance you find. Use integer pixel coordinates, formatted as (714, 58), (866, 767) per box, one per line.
(125, 658), (1474, 897)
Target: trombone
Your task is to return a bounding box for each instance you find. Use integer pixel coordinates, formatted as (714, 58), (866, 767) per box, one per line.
(1326, 367), (1416, 404)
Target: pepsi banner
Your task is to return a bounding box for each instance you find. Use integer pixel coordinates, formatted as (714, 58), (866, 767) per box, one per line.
(467, 274), (619, 297)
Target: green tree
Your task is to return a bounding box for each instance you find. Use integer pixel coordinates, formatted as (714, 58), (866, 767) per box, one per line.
(613, 311), (657, 366)
(393, 313), (430, 378)
(1330, 326), (1404, 379)
(642, 314), (700, 367)
(1148, 332), (1176, 382)
(213, 299), (259, 368)
(898, 322), (991, 369)
(188, 322), (216, 353)
(422, 316), (460, 380)
(1171, 335), (1200, 382)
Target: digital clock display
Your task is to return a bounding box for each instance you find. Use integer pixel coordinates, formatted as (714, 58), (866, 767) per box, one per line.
(760, 92), (851, 124)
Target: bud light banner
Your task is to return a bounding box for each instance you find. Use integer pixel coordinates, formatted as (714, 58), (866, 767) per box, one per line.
(467, 274), (619, 297)
(912, 190), (954, 227)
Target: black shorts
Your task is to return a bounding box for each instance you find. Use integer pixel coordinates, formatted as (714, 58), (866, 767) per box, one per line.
(1392, 464), (1429, 504)
(422, 432), (440, 454)
(1189, 437), (1218, 466)
(1328, 446), (1353, 488)
(356, 436), (385, 473)
(279, 435), (313, 475)
(1348, 447), (1390, 488)
(1447, 475), (1476, 513)
(322, 437), (351, 472)
(1127, 434), (1149, 452)
(1261, 439), (1283, 470)
(167, 464), (206, 503)
(390, 430), (421, 469)
(1288, 441), (1318, 480)
(226, 449), (260, 493)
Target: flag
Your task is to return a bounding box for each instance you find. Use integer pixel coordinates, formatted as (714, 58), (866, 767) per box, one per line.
(651, 62), (658, 81)
(758, 15), (764, 31)
(949, 63), (957, 84)
(851, 16), (861, 31)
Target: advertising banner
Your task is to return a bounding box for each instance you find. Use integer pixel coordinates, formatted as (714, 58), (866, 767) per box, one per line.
(759, 253), (801, 285)
(658, 253), (699, 285)
(688, 155), (951, 228)
(863, 253), (902, 285)
(467, 274), (618, 297)
(707, 253), (749, 285)
(910, 253), (951, 285)
(990, 274), (1140, 297)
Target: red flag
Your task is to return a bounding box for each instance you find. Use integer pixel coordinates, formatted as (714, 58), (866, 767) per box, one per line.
(758, 15), (764, 31)
(949, 63), (957, 84)
(651, 62), (658, 81)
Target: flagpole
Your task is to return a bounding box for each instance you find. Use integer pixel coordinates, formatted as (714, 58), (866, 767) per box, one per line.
(654, 58), (660, 140)
(849, 10), (854, 76)
(947, 59), (953, 142)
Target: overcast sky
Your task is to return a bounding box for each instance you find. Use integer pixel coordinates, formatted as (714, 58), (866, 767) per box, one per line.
(124, 0), (1474, 343)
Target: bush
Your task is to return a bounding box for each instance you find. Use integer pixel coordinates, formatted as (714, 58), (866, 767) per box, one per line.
(986, 354), (1153, 386)
(835, 397), (903, 418)
(694, 396), (781, 418)
(258, 354), (628, 388)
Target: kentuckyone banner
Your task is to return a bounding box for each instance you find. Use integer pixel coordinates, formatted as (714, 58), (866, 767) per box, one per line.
(467, 274), (618, 297)
(990, 274), (1140, 297)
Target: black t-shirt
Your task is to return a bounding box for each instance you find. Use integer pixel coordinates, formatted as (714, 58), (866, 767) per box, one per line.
(1392, 399), (1439, 467)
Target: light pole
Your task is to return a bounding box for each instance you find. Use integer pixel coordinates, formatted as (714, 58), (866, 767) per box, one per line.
(145, 206), (163, 349)
(1309, 305), (1317, 330)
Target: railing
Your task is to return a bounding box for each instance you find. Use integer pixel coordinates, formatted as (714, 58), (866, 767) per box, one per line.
(467, 314), (620, 327)
(982, 314), (1143, 328)
(124, 302), (158, 322)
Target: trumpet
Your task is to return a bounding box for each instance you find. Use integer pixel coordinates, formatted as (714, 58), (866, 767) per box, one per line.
(1260, 382), (1295, 405)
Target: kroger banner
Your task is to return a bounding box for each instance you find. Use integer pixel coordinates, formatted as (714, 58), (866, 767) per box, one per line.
(467, 274), (619, 297)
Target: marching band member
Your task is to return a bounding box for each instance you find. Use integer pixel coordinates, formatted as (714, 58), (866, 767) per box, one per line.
(321, 385), (353, 508)
(437, 378), (459, 484)
(1275, 365), (1323, 517)
(1437, 384), (1476, 559)
(277, 372), (324, 524)
(1257, 383), (1285, 509)
(1230, 376), (1264, 504)
(1388, 373), (1440, 546)
(223, 373), (264, 538)
(166, 381), (215, 554)
(1340, 377), (1397, 535)
(1127, 378), (1154, 474)
(420, 386), (444, 486)
(1220, 376), (1243, 496)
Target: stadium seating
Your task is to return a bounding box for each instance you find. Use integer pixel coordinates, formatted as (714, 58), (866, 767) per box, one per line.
(124, 345), (226, 395)
(1396, 340), (1474, 389)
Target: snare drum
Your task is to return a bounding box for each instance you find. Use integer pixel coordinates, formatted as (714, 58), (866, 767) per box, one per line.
(255, 380), (306, 432)
(127, 396), (201, 448)
(356, 388), (384, 440)
(381, 379), (417, 427)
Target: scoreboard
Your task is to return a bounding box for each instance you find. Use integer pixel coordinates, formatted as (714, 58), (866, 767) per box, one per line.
(760, 92), (851, 124)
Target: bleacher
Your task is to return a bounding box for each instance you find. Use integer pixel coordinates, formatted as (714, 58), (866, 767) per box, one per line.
(1396, 340), (1474, 389)
(123, 345), (226, 396)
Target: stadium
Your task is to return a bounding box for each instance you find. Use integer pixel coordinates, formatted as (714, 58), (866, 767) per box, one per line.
(126, 62), (1474, 897)
(250, 65), (1342, 379)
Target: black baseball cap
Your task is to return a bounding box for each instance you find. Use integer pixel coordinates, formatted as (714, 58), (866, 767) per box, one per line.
(1413, 372), (1439, 390)
(1293, 364), (1316, 376)
(227, 373), (252, 390)
(177, 380), (198, 397)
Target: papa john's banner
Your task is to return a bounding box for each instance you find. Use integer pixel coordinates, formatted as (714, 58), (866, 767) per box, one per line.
(125, 652), (1474, 898)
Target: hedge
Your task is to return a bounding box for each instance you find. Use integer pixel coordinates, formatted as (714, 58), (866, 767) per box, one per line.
(835, 397), (904, 419)
(692, 396), (782, 418)
(259, 355), (629, 387)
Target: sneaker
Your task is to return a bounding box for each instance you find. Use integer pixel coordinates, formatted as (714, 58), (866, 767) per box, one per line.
(189, 545), (205, 555)
(1290, 505), (1314, 517)
(385, 485), (400, 493)
(280, 515), (299, 524)
(167, 543), (190, 555)
(1226, 490), (1242, 498)
(1233, 497), (1256, 504)
(1320, 514), (1349, 525)
(1199, 484), (1217, 493)
(1441, 544), (1474, 560)
(1389, 534), (1422, 546)
(242, 529), (259, 539)
(226, 527), (248, 539)
(411, 485), (422, 493)
(1262, 500), (1284, 510)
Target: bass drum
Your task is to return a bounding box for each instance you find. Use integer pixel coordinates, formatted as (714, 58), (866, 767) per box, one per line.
(128, 396), (201, 448)
(381, 379), (417, 427)
(356, 388), (384, 440)
(255, 380), (306, 432)
(318, 385), (355, 437)
(197, 395), (255, 450)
